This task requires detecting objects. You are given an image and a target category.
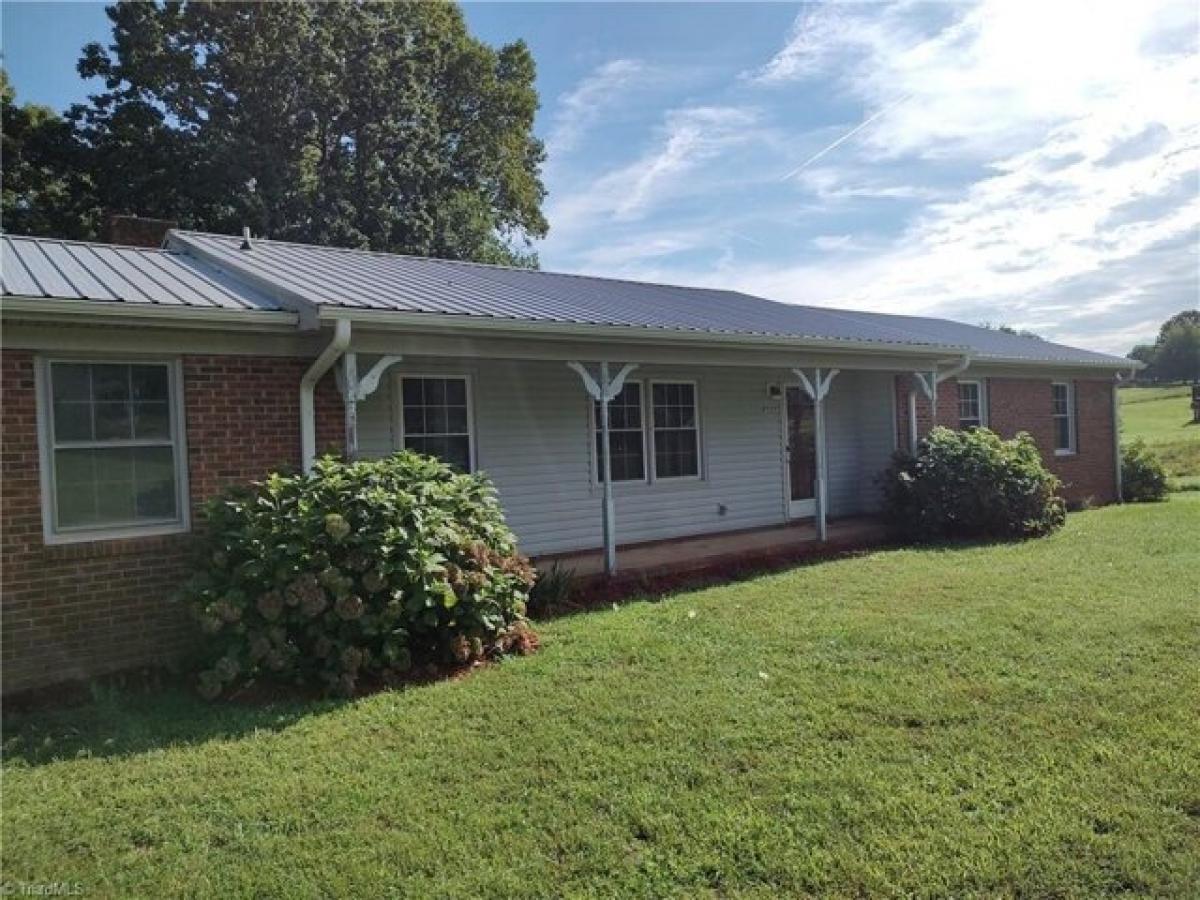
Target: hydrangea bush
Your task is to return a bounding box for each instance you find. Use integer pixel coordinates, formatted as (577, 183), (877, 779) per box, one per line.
(880, 426), (1066, 542)
(181, 452), (537, 699)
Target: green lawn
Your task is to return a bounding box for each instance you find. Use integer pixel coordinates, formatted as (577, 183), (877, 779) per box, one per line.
(1119, 384), (1200, 490)
(5, 497), (1200, 898)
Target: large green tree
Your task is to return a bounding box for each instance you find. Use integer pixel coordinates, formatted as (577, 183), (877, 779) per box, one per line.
(10, 1), (547, 265)
(1128, 310), (1200, 383)
(1, 71), (100, 239)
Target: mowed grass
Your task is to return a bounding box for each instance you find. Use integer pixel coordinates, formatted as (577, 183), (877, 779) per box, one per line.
(1120, 384), (1200, 490)
(5, 498), (1200, 898)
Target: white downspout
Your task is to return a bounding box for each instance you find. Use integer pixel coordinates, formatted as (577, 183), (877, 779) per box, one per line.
(301, 319), (351, 472)
(1112, 373), (1125, 503)
(908, 389), (918, 452)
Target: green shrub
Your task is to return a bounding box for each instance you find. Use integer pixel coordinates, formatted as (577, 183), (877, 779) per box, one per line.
(880, 427), (1066, 542)
(180, 452), (537, 699)
(1121, 440), (1169, 502)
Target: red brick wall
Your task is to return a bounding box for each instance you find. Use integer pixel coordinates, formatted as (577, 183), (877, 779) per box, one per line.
(986, 378), (1117, 506)
(1, 351), (344, 694)
(892, 373), (1117, 506)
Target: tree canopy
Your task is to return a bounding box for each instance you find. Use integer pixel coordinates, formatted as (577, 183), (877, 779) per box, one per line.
(2, 1), (547, 266)
(1128, 310), (1200, 383)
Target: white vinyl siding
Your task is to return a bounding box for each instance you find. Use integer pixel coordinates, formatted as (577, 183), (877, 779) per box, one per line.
(36, 357), (189, 543)
(356, 359), (896, 556)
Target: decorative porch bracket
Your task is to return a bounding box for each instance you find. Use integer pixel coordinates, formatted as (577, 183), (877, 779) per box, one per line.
(909, 356), (971, 450)
(567, 361), (639, 576)
(339, 353), (403, 461)
(793, 367), (839, 542)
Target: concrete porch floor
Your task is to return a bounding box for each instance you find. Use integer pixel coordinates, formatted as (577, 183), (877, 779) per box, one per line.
(536, 516), (888, 580)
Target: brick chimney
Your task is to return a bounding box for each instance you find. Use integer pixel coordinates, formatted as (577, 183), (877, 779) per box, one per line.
(104, 214), (179, 249)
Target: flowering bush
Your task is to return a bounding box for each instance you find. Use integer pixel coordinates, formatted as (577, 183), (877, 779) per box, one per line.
(880, 426), (1066, 542)
(1121, 440), (1168, 502)
(181, 452), (537, 699)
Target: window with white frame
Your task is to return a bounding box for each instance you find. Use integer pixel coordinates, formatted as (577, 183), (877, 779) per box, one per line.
(1051, 382), (1076, 454)
(399, 376), (473, 471)
(40, 360), (186, 538)
(651, 381), (700, 478)
(594, 381), (645, 482)
(957, 380), (985, 429)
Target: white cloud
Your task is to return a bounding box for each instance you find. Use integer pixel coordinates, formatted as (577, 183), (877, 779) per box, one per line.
(744, 5), (894, 86)
(537, 0), (1196, 355)
(544, 105), (763, 249)
(546, 59), (648, 158)
(756, 0), (1199, 161)
(684, 0), (1199, 353)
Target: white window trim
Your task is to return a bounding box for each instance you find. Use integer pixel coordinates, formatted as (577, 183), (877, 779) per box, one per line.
(35, 355), (191, 545)
(957, 379), (987, 429)
(1052, 381), (1077, 456)
(392, 372), (477, 472)
(589, 379), (650, 485)
(648, 379), (703, 482)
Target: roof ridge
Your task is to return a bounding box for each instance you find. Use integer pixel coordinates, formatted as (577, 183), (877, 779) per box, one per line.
(171, 229), (765, 298)
(2, 233), (185, 256)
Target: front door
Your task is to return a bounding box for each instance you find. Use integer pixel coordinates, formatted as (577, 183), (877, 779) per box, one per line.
(785, 386), (817, 518)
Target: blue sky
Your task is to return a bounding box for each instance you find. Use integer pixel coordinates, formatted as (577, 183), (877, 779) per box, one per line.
(4, 1), (1197, 354)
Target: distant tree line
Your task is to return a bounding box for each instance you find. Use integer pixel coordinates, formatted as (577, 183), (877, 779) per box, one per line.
(1, 1), (547, 266)
(1128, 311), (1200, 383)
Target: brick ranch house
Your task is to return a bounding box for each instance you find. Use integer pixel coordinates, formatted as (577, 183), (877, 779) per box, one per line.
(2, 230), (1134, 694)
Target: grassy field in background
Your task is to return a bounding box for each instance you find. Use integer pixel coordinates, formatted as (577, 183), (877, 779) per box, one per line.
(5, 496), (1198, 897)
(1119, 384), (1200, 491)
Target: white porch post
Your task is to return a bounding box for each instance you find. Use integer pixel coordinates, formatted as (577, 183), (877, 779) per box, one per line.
(567, 361), (639, 576)
(910, 357), (971, 450)
(337, 353), (403, 462)
(793, 367), (839, 542)
(908, 388), (919, 452)
(911, 370), (938, 449)
(598, 361), (616, 574)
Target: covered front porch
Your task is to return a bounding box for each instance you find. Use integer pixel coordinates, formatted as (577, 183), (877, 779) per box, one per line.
(330, 323), (967, 574)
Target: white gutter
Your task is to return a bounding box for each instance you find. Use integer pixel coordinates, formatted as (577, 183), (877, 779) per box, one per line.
(301, 319), (351, 472)
(1, 296), (298, 330)
(319, 307), (966, 359)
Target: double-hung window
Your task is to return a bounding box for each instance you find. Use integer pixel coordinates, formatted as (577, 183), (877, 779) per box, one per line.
(40, 359), (187, 541)
(1051, 382), (1076, 455)
(594, 382), (645, 482)
(957, 380), (985, 429)
(399, 376), (473, 471)
(651, 382), (700, 478)
(593, 380), (702, 482)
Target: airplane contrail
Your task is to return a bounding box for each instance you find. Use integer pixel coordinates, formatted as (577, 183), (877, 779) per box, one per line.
(782, 95), (911, 181)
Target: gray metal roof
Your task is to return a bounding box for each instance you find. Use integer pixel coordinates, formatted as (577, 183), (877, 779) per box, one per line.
(170, 230), (946, 348)
(1, 234), (281, 310)
(4, 230), (1131, 367)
